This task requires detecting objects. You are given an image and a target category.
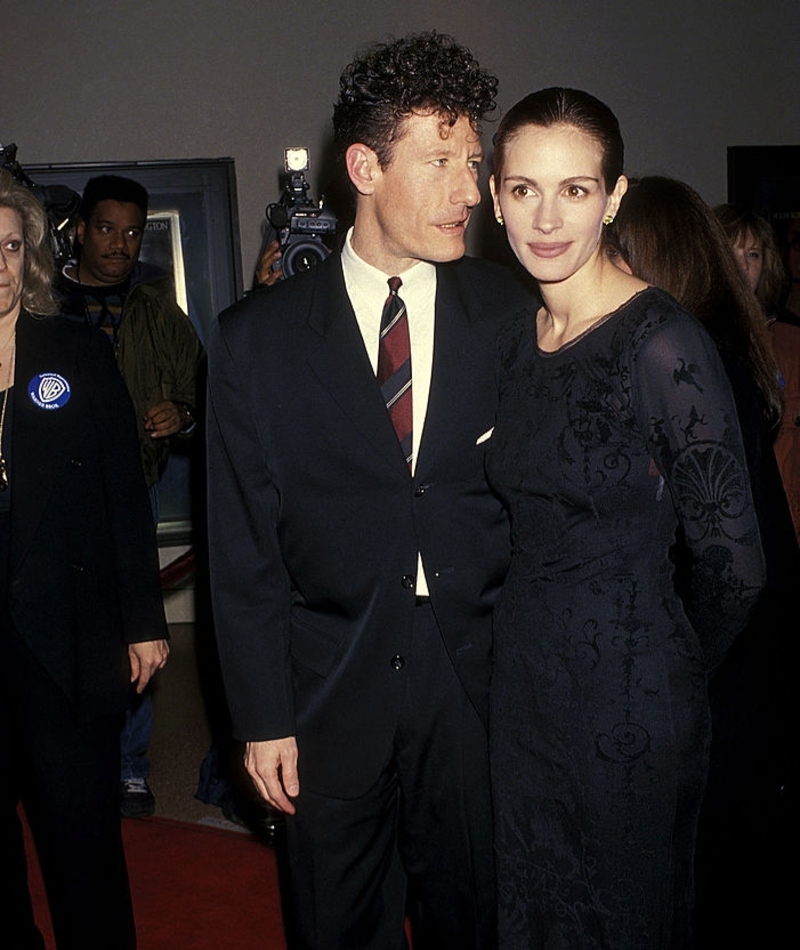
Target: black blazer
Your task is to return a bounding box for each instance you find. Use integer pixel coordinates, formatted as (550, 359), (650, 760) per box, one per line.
(7, 311), (167, 721)
(207, 254), (534, 796)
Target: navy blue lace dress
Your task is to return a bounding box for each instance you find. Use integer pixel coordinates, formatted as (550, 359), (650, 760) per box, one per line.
(487, 287), (765, 949)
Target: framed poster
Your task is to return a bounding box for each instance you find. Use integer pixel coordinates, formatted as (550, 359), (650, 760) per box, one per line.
(140, 211), (189, 314)
(25, 158), (244, 542)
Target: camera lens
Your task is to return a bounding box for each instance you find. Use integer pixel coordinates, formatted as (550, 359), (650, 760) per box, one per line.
(282, 239), (329, 277)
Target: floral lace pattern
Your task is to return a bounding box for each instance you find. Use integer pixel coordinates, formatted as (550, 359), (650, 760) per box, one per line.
(487, 287), (764, 948)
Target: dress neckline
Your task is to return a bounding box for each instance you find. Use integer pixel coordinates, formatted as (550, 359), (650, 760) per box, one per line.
(534, 287), (652, 357)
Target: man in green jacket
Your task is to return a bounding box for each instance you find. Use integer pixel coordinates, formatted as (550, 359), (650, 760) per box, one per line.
(55, 174), (203, 817)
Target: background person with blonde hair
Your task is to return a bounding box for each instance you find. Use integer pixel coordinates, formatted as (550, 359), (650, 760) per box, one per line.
(715, 202), (800, 548)
(0, 168), (168, 949)
(714, 203), (788, 317)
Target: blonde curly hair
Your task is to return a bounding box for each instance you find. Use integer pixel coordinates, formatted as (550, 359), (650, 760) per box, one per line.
(0, 168), (58, 316)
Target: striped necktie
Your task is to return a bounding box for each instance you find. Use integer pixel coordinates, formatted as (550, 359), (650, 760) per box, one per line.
(377, 276), (412, 467)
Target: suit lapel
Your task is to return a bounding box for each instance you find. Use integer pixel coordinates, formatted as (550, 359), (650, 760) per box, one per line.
(305, 257), (410, 471)
(416, 263), (480, 474)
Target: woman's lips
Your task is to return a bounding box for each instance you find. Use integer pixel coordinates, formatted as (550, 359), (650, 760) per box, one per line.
(528, 242), (571, 258)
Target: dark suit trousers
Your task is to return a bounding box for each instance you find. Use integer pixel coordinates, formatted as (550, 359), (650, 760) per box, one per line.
(1, 519), (135, 950)
(280, 602), (495, 950)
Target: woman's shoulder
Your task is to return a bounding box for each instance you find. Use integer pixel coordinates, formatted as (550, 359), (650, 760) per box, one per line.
(609, 288), (729, 402)
(614, 286), (712, 353)
(18, 311), (117, 378)
(495, 303), (538, 364)
(617, 286), (695, 330)
(21, 309), (91, 337)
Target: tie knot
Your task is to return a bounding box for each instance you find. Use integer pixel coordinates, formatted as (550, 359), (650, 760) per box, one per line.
(388, 276), (402, 295)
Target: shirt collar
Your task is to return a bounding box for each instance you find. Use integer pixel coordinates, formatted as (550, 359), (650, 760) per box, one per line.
(340, 227), (435, 295)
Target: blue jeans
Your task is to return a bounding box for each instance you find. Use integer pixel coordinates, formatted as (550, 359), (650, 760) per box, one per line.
(120, 691), (152, 782)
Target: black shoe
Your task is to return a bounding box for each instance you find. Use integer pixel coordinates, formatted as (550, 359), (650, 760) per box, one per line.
(221, 794), (284, 843)
(120, 778), (156, 818)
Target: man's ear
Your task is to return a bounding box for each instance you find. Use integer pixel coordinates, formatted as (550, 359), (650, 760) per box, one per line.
(75, 218), (86, 246)
(345, 143), (380, 196)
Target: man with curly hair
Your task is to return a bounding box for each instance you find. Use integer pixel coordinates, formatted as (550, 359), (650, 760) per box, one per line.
(207, 32), (533, 948)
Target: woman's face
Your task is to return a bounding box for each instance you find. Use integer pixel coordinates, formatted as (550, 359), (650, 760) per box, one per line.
(490, 122), (625, 287)
(731, 229), (763, 293)
(0, 206), (25, 322)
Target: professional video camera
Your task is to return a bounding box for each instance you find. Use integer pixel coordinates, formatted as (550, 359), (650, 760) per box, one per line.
(265, 147), (337, 280)
(0, 141), (81, 268)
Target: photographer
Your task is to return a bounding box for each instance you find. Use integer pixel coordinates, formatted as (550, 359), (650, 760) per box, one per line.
(254, 238), (283, 287)
(252, 148), (338, 289)
(55, 174), (201, 819)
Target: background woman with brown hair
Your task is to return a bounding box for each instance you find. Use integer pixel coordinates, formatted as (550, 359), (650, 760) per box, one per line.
(715, 202), (800, 548)
(714, 203), (788, 317)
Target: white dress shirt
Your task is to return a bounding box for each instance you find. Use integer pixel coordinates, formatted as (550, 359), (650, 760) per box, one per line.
(340, 228), (436, 594)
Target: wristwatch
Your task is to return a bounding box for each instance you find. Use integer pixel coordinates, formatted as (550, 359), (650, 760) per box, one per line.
(175, 402), (196, 434)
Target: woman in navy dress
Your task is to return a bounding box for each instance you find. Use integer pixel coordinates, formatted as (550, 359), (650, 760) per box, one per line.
(486, 89), (765, 948)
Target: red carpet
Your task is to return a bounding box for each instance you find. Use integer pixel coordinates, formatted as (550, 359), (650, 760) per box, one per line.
(25, 813), (287, 949)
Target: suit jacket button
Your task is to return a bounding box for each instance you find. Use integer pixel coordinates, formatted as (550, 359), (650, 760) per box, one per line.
(401, 574), (415, 589)
(390, 654), (405, 670)
(414, 485), (427, 497)
(70, 457), (83, 467)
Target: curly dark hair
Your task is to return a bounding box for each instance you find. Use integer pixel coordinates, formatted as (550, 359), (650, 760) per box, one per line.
(332, 31), (498, 167)
(80, 174), (148, 224)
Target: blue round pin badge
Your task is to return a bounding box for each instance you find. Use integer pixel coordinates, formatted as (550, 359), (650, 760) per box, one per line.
(28, 373), (72, 410)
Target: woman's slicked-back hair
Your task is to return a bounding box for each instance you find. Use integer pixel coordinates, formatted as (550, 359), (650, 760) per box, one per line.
(492, 87), (624, 192)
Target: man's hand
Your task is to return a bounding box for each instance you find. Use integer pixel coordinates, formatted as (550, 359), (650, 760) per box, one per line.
(144, 400), (187, 439)
(244, 737), (299, 815)
(128, 640), (169, 693)
(255, 239), (283, 287)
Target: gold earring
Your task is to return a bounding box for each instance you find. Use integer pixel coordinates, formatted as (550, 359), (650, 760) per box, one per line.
(603, 214), (614, 226)
(496, 215), (504, 226)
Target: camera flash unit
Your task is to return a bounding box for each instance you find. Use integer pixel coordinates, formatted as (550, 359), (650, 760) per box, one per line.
(284, 148), (309, 173)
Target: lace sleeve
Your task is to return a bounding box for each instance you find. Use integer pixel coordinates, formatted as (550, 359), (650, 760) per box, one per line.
(631, 305), (765, 669)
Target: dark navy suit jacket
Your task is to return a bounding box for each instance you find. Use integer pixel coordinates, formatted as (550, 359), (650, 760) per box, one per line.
(207, 254), (534, 796)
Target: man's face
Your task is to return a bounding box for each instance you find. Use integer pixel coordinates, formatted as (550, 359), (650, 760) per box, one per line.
(352, 111), (483, 274)
(76, 199), (145, 285)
